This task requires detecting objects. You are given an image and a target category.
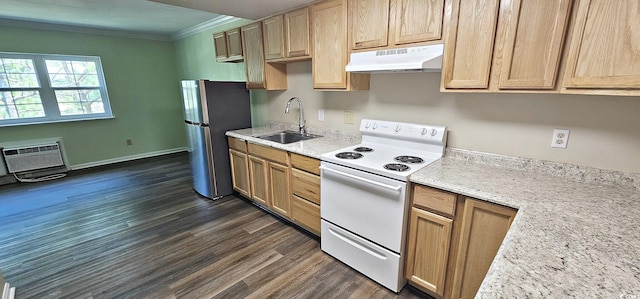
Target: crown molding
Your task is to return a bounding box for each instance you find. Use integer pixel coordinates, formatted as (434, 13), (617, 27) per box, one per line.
(0, 18), (173, 41)
(171, 15), (241, 40)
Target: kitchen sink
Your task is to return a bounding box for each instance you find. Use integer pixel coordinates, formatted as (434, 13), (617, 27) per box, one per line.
(256, 130), (322, 144)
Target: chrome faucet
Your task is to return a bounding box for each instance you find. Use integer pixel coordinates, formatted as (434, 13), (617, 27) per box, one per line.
(285, 97), (306, 135)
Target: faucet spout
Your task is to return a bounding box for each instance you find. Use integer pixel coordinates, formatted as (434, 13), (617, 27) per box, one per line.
(285, 97), (306, 135)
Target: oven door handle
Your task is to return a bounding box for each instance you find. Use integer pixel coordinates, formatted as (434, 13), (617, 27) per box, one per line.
(319, 166), (402, 192)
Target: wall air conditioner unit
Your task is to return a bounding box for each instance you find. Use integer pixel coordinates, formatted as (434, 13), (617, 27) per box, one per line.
(1, 142), (68, 182)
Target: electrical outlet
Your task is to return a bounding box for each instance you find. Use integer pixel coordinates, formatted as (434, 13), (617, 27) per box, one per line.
(126, 139), (133, 146)
(551, 129), (570, 149)
(318, 109), (325, 121)
(344, 111), (355, 125)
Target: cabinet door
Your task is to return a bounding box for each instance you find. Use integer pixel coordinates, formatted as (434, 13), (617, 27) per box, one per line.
(291, 168), (320, 205)
(263, 15), (285, 60)
(229, 149), (251, 198)
(563, 0), (640, 89)
(498, 0), (571, 89)
(405, 207), (452, 297)
(442, 0), (500, 88)
(392, 0), (444, 45)
(268, 162), (290, 217)
(450, 198), (517, 299)
(225, 28), (243, 61)
(350, 0), (390, 50)
(241, 23), (266, 89)
(284, 7), (311, 57)
(312, 0), (348, 88)
(248, 155), (269, 206)
(213, 32), (228, 61)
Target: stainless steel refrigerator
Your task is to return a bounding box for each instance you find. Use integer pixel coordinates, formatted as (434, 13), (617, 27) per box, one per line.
(181, 80), (251, 199)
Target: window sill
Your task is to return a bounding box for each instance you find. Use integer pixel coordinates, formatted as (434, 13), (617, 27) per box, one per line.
(0, 115), (116, 128)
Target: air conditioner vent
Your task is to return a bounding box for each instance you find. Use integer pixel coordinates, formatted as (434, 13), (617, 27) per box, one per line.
(2, 143), (65, 173)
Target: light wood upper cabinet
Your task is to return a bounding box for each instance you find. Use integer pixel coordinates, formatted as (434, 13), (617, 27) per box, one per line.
(263, 15), (286, 60)
(312, 0), (369, 90)
(350, 0), (390, 50)
(214, 28), (243, 62)
(349, 0), (445, 51)
(241, 22), (287, 90)
(225, 28), (243, 61)
(263, 8), (313, 62)
(563, 0), (640, 91)
(443, 0), (571, 91)
(392, 0), (445, 45)
(498, 0), (572, 89)
(284, 7), (312, 58)
(213, 32), (228, 61)
(449, 198), (517, 299)
(442, 0), (500, 89)
(405, 207), (452, 297)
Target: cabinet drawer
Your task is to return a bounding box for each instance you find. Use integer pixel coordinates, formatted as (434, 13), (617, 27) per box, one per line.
(412, 185), (456, 218)
(291, 195), (320, 235)
(248, 143), (288, 164)
(228, 137), (247, 152)
(291, 168), (320, 204)
(290, 153), (320, 175)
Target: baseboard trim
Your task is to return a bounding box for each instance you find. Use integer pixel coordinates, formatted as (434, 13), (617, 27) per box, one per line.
(70, 147), (187, 170)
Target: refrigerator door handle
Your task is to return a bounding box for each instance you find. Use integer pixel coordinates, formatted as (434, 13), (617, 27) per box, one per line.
(185, 120), (209, 127)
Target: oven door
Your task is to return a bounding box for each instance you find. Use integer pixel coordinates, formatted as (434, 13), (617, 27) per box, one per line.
(320, 162), (408, 252)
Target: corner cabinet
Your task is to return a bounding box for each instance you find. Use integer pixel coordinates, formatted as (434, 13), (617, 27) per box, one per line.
(442, 0), (572, 91)
(312, 0), (369, 90)
(405, 184), (517, 299)
(349, 0), (446, 51)
(241, 22), (288, 90)
(562, 0), (640, 95)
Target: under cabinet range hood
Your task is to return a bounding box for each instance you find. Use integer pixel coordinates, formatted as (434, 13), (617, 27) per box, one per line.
(345, 44), (444, 73)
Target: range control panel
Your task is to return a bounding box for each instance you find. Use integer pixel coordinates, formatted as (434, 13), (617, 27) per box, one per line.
(360, 119), (447, 143)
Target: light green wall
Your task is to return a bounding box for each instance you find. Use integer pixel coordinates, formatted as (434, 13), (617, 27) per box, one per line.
(0, 25), (186, 166)
(174, 18), (267, 126)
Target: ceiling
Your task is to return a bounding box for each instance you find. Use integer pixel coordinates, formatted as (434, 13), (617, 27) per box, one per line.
(0, 0), (314, 40)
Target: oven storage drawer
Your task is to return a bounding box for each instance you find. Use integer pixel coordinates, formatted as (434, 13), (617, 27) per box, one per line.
(321, 220), (404, 292)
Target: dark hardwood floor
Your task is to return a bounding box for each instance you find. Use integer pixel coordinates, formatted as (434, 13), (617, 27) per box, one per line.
(0, 153), (429, 299)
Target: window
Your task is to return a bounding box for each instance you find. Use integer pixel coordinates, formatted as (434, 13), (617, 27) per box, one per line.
(0, 52), (112, 126)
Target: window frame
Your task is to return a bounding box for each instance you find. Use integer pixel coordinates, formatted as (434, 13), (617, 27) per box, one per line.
(0, 52), (113, 127)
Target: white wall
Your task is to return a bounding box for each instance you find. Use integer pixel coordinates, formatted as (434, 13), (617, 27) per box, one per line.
(258, 61), (640, 174)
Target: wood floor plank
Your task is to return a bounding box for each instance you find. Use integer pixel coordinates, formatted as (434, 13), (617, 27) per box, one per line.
(0, 153), (429, 299)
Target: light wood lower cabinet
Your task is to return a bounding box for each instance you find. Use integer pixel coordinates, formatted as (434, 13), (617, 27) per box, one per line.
(291, 194), (321, 235)
(248, 155), (269, 206)
(406, 184), (517, 299)
(268, 162), (291, 217)
(290, 154), (321, 236)
(405, 207), (452, 297)
(229, 149), (251, 198)
(449, 197), (517, 299)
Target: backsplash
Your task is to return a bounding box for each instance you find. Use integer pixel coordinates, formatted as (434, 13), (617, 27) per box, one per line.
(446, 148), (640, 191)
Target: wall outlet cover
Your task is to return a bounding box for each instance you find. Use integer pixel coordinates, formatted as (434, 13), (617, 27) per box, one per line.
(551, 129), (570, 149)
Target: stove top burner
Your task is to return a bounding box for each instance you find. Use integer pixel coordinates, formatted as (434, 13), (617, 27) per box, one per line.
(354, 147), (374, 152)
(394, 156), (424, 164)
(384, 163), (410, 172)
(335, 152), (363, 159)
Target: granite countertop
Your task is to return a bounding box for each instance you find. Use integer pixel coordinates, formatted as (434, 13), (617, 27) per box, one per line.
(411, 150), (640, 298)
(227, 124), (640, 297)
(226, 123), (361, 159)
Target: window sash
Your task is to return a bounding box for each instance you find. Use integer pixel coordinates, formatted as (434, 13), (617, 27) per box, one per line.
(0, 52), (112, 126)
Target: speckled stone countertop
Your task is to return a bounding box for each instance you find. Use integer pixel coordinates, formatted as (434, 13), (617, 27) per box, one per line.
(411, 149), (640, 298)
(225, 122), (361, 159)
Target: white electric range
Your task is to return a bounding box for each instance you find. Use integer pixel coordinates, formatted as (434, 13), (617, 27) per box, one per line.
(319, 119), (447, 292)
